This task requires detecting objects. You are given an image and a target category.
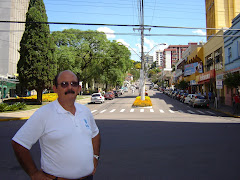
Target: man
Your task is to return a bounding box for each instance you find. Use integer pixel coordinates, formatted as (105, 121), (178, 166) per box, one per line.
(233, 94), (240, 114)
(12, 70), (101, 180)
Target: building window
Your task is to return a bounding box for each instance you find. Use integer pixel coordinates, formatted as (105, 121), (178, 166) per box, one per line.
(227, 47), (232, 63)
(238, 40), (240, 58)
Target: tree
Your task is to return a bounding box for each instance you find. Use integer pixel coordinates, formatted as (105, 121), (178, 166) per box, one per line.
(224, 72), (240, 95)
(17, 0), (57, 103)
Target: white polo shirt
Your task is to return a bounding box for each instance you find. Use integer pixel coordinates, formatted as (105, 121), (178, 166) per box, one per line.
(12, 100), (99, 179)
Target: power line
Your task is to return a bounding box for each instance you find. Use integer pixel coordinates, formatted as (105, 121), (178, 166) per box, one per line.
(1, 21), (239, 31)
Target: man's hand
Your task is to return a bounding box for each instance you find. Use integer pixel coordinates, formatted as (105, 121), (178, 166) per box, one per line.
(92, 158), (98, 175)
(31, 170), (52, 180)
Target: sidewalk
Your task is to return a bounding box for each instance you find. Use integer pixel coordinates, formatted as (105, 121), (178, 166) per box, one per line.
(209, 101), (240, 118)
(0, 96), (91, 121)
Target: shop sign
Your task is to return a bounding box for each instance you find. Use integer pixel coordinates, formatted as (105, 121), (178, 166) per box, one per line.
(190, 80), (197, 85)
(184, 62), (203, 76)
(216, 80), (223, 89)
(199, 70), (215, 82)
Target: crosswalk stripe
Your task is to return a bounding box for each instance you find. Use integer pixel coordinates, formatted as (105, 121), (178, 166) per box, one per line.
(150, 109), (154, 112)
(206, 111), (215, 115)
(110, 109), (116, 113)
(130, 109), (134, 112)
(196, 110), (205, 114)
(120, 109), (125, 112)
(100, 109), (107, 113)
(91, 110), (97, 113)
(140, 109), (144, 112)
(159, 109), (164, 113)
(187, 110), (195, 114)
(169, 110), (175, 113)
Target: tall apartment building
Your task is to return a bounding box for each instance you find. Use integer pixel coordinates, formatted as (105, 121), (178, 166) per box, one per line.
(163, 44), (189, 71)
(144, 54), (153, 67)
(155, 49), (164, 68)
(205, 0), (240, 38)
(0, 0), (29, 77)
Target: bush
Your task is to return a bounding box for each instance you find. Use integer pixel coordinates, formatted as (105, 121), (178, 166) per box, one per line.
(0, 102), (26, 112)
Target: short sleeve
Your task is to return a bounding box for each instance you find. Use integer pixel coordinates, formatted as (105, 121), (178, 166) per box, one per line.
(12, 110), (45, 150)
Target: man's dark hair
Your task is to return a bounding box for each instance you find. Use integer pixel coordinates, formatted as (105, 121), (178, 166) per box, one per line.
(53, 71), (80, 88)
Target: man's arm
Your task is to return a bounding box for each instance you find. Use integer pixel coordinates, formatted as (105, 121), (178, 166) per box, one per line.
(92, 133), (101, 175)
(11, 140), (49, 179)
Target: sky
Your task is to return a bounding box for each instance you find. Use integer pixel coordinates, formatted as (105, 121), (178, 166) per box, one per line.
(43, 0), (207, 62)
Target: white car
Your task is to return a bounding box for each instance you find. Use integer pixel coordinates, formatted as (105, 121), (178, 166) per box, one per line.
(91, 93), (104, 104)
(184, 94), (195, 104)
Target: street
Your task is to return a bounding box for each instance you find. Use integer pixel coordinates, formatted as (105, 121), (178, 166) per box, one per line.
(1, 88), (240, 179)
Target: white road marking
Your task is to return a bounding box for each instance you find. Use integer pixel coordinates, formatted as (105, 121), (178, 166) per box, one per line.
(150, 109), (154, 112)
(110, 109), (116, 113)
(91, 110), (97, 113)
(159, 109), (164, 113)
(187, 110), (195, 114)
(206, 111), (215, 115)
(120, 109), (125, 112)
(100, 109), (107, 113)
(178, 110), (184, 113)
(140, 109), (144, 112)
(169, 110), (175, 113)
(196, 110), (205, 114)
(130, 109), (134, 112)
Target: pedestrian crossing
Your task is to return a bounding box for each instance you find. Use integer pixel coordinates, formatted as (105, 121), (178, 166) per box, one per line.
(91, 108), (216, 115)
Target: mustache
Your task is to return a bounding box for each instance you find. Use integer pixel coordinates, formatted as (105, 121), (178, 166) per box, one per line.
(65, 90), (75, 95)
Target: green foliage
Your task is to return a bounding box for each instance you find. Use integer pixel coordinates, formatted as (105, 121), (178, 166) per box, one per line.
(224, 72), (240, 88)
(0, 103), (26, 112)
(177, 80), (189, 90)
(52, 31), (132, 88)
(17, 0), (57, 103)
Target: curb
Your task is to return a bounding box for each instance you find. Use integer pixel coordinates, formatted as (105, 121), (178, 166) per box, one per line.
(210, 107), (240, 118)
(0, 117), (29, 122)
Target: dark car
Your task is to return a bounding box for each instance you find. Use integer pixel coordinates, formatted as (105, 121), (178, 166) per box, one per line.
(113, 90), (121, 97)
(104, 91), (115, 100)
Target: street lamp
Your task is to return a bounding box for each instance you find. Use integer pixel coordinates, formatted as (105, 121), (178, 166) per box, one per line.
(140, 43), (167, 100)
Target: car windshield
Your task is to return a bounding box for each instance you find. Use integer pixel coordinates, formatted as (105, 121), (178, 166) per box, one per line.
(196, 95), (205, 99)
(92, 94), (100, 97)
(106, 92), (111, 95)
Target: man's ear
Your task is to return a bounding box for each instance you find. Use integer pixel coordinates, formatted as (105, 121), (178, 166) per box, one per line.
(53, 85), (57, 93)
(77, 85), (81, 94)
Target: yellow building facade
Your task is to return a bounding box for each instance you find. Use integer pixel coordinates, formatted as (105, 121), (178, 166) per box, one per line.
(205, 0), (240, 38)
(201, 30), (225, 103)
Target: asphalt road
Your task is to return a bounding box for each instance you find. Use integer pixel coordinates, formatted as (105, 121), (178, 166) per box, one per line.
(1, 88), (240, 180)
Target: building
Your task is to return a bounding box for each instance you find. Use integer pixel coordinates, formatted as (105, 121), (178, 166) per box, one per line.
(0, 0), (29, 98)
(161, 44), (191, 87)
(144, 54), (153, 68)
(205, 0), (240, 39)
(223, 13), (240, 106)
(0, 0), (29, 76)
(155, 49), (164, 68)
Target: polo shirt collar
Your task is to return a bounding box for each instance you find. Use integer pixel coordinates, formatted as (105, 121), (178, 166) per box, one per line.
(54, 100), (83, 114)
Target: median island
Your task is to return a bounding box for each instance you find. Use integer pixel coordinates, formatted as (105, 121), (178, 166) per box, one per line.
(132, 96), (152, 107)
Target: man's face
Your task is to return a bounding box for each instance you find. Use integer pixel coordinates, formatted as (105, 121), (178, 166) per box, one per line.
(53, 71), (80, 101)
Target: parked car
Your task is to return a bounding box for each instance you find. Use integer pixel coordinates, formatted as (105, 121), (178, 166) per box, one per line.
(176, 92), (184, 100)
(113, 90), (121, 97)
(190, 95), (210, 108)
(118, 89), (124, 95)
(180, 93), (189, 103)
(104, 91), (115, 100)
(184, 94), (195, 104)
(91, 93), (104, 104)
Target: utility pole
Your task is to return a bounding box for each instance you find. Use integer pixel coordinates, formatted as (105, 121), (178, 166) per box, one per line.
(133, 0), (150, 100)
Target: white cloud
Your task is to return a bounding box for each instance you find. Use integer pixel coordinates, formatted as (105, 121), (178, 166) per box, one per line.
(97, 27), (115, 39)
(192, 29), (206, 35)
(116, 39), (130, 47)
(60, 26), (70, 30)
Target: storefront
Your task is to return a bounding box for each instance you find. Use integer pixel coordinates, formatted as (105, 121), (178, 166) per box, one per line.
(198, 69), (216, 99)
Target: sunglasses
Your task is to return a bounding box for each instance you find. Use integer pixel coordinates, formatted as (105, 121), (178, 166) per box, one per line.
(58, 81), (79, 88)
